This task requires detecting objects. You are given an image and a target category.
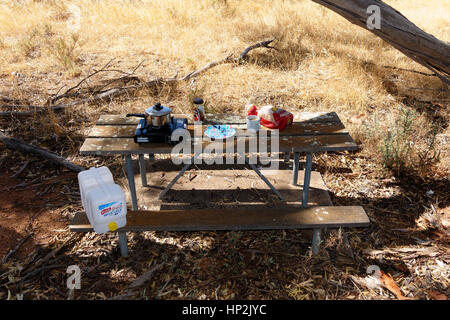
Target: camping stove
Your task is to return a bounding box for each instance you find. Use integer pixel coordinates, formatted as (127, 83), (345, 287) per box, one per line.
(131, 117), (188, 145)
(126, 103), (188, 145)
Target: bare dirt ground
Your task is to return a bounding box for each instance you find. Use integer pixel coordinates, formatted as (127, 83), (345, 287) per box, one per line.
(0, 168), (71, 259)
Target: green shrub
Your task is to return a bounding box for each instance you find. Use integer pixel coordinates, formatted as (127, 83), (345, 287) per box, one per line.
(379, 108), (440, 177)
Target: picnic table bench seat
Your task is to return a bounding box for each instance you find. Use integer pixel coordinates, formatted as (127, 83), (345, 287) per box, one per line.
(70, 206), (369, 232)
(70, 206), (369, 254)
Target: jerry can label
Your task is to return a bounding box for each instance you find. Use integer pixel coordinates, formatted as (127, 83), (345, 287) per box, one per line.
(98, 201), (124, 217)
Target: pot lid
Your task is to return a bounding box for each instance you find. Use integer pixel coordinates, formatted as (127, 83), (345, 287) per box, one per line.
(193, 98), (204, 105)
(145, 102), (171, 116)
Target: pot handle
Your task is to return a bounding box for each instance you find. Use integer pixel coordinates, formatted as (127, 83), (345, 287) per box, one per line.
(126, 113), (146, 118)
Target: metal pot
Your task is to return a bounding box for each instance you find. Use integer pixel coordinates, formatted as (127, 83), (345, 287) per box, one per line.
(126, 102), (172, 127)
(146, 102), (171, 127)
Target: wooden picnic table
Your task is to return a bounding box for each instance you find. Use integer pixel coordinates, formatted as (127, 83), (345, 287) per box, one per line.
(74, 112), (368, 256)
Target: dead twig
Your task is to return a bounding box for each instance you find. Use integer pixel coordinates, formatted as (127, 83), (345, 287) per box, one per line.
(1, 233), (33, 264)
(20, 264), (65, 282)
(237, 38), (277, 60)
(49, 59), (145, 104)
(0, 96), (30, 105)
(182, 53), (234, 81)
(10, 160), (30, 178)
(109, 263), (165, 300)
(49, 58), (116, 104)
(381, 65), (436, 77)
(155, 276), (173, 299)
(129, 263), (165, 289)
(182, 39), (276, 80)
(0, 77), (171, 116)
(21, 234), (79, 277)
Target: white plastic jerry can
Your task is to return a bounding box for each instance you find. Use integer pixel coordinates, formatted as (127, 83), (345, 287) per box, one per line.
(78, 166), (127, 234)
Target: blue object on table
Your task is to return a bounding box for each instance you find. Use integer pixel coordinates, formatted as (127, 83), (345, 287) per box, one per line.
(204, 125), (236, 139)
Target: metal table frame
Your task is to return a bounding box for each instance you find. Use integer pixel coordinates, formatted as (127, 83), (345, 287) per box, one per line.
(118, 150), (317, 256)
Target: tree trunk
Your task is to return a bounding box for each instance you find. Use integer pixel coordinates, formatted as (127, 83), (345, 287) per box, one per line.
(311, 0), (450, 85)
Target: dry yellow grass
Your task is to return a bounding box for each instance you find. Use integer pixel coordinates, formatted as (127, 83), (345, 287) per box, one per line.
(0, 0), (449, 173)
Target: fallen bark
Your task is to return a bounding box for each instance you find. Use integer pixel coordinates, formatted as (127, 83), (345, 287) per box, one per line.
(363, 246), (441, 259)
(311, 0), (450, 85)
(0, 132), (85, 172)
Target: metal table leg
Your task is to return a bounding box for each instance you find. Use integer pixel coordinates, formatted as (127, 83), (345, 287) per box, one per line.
(118, 232), (128, 257)
(119, 154), (139, 258)
(158, 154), (198, 200)
(138, 154), (148, 187)
(244, 156), (284, 200)
(302, 152), (313, 207)
(158, 162), (192, 199)
(126, 154), (138, 210)
(301, 152), (321, 254)
(312, 228), (321, 255)
(148, 153), (155, 161)
(292, 152), (300, 185)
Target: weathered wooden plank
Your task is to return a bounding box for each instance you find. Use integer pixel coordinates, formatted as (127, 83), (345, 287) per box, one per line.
(88, 125), (135, 138)
(96, 114), (192, 125)
(96, 112), (341, 125)
(203, 112), (341, 124)
(96, 115), (139, 125)
(79, 134), (357, 155)
(292, 112), (340, 123)
(87, 121), (348, 138)
(279, 121), (347, 135)
(69, 206), (369, 232)
(279, 134), (357, 153)
(80, 137), (172, 154)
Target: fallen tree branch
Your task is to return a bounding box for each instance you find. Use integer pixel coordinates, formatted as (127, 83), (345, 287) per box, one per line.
(0, 39), (276, 116)
(19, 233), (81, 282)
(0, 96), (30, 105)
(0, 77), (172, 116)
(49, 59), (145, 105)
(49, 58), (116, 104)
(182, 38), (276, 80)
(0, 131), (85, 172)
(182, 53), (234, 81)
(237, 38), (277, 60)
